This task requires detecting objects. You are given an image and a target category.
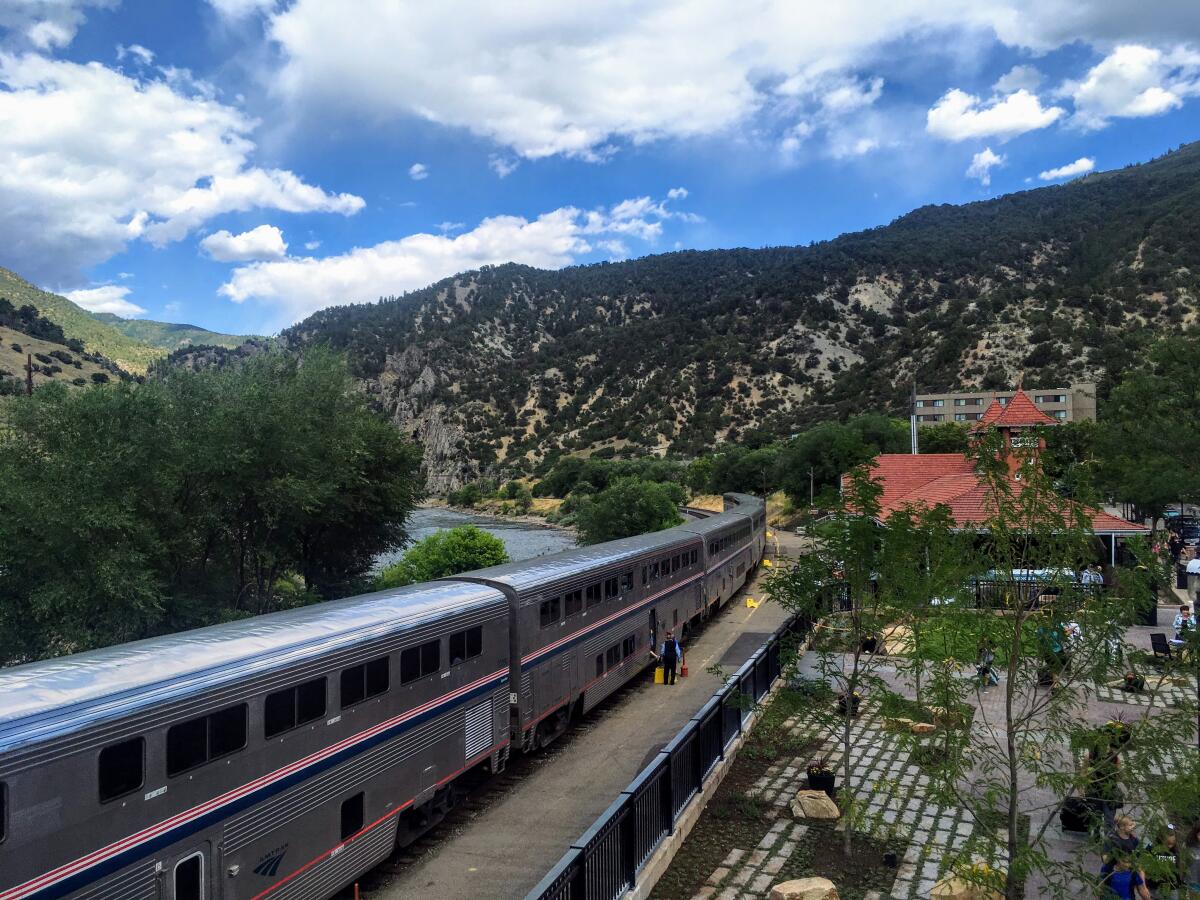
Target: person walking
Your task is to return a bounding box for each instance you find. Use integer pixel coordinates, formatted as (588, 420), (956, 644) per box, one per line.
(653, 629), (682, 685)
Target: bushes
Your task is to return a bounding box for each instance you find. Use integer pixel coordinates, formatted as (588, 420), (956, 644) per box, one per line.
(374, 526), (509, 589)
(575, 477), (684, 545)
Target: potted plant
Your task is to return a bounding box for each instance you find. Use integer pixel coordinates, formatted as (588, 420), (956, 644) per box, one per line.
(806, 760), (836, 796)
(1122, 671), (1145, 693)
(837, 689), (862, 717)
(1102, 716), (1134, 748)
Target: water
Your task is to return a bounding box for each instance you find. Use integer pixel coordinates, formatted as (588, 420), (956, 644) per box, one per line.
(374, 506), (577, 570)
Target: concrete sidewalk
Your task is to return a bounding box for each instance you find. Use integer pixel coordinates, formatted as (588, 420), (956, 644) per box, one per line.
(355, 537), (798, 900)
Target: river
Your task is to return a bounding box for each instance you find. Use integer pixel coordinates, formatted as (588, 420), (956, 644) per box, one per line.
(374, 506), (577, 570)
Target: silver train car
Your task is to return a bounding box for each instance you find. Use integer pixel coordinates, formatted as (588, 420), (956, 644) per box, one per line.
(0, 493), (765, 900)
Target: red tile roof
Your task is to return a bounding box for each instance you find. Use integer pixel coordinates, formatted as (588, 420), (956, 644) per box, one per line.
(970, 388), (1058, 431)
(862, 453), (1147, 534)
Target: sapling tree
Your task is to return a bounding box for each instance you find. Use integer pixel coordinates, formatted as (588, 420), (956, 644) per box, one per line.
(762, 467), (896, 856)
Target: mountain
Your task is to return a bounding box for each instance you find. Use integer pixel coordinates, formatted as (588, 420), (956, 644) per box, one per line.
(261, 145), (1200, 489)
(0, 298), (128, 395)
(90, 313), (253, 353)
(0, 268), (252, 372)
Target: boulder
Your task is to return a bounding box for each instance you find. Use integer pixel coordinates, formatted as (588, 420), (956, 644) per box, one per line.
(929, 873), (1003, 899)
(927, 706), (963, 727)
(911, 721), (937, 735)
(790, 789), (840, 820)
(883, 716), (914, 733)
(769, 876), (839, 900)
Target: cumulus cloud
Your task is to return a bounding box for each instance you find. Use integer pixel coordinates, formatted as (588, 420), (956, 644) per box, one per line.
(206, 0), (277, 19)
(926, 88), (1063, 141)
(219, 192), (697, 323)
(1063, 44), (1200, 129)
(0, 0), (116, 50)
(488, 154), (519, 178)
(65, 285), (147, 317)
(116, 43), (155, 65)
(263, 1), (1200, 161)
(667, 187), (688, 199)
(0, 53), (363, 285)
(200, 224), (288, 262)
(1038, 157), (1095, 180)
(966, 147), (1005, 185)
(303, 240), (321, 250)
(408, 162), (429, 180)
(993, 64), (1043, 94)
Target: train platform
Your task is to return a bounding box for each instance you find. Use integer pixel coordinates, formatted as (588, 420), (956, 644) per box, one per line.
(347, 533), (801, 900)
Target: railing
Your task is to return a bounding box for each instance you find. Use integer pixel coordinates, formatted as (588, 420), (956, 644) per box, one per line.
(525, 615), (804, 900)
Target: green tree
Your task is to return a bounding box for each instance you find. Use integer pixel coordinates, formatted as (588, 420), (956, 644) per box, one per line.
(575, 477), (684, 545)
(374, 525), (509, 589)
(0, 349), (423, 664)
(1097, 334), (1200, 529)
(918, 421), (970, 454)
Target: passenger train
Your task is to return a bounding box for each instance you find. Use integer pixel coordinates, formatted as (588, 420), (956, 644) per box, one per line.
(0, 493), (766, 900)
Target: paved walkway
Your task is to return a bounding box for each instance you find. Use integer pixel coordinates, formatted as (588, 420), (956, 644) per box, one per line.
(675, 605), (1196, 900)
(355, 535), (799, 900)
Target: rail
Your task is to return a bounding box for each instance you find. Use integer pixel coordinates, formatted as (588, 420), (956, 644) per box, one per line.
(524, 615), (803, 900)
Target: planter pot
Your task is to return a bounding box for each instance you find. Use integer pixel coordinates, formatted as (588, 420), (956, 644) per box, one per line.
(883, 851), (898, 868)
(806, 772), (837, 798)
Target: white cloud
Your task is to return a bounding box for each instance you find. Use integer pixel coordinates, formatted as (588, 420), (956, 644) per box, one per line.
(220, 192), (696, 323)
(992, 64), (1043, 94)
(304, 240), (321, 250)
(926, 88), (1063, 141)
(408, 162), (429, 180)
(487, 154), (519, 178)
(206, 0), (277, 19)
(1062, 44), (1199, 130)
(817, 76), (884, 113)
(436, 221), (465, 233)
(667, 187), (688, 199)
(1, 1), (116, 50)
(264, 1), (1200, 161)
(1038, 156), (1095, 180)
(200, 224), (288, 262)
(965, 147), (1005, 185)
(0, 53), (363, 285)
(65, 285), (147, 317)
(116, 43), (155, 66)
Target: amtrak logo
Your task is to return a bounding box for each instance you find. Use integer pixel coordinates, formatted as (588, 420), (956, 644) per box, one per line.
(253, 844), (289, 878)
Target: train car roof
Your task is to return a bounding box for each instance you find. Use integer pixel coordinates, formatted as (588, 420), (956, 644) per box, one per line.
(457, 520), (706, 592)
(0, 580), (505, 751)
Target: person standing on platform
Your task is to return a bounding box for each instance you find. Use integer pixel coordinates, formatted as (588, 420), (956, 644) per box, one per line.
(653, 629), (682, 685)
(1186, 556), (1200, 603)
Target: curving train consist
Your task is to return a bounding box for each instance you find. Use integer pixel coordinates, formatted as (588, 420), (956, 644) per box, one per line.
(0, 493), (766, 900)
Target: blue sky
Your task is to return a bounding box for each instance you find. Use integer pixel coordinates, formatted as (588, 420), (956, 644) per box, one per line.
(1, 2), (1198, 336)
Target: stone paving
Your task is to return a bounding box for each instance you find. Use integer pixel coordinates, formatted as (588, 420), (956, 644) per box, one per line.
(1093, 677), (1192, 708)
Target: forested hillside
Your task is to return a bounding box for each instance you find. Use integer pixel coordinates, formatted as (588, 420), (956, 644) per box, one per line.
(0, 299), (129, 394)
(91, 312), (252, 353)
(272, 143), (1200, 490)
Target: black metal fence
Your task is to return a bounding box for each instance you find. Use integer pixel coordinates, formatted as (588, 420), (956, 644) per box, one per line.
(525, 616), (802, 900)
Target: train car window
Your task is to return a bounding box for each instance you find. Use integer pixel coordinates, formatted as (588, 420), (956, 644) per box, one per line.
(564, 590), (582, 617)
(691, 549), (698, 565)
(604, 577), (618, 599)
(621, 572), (633, 592)
(605, 645), (620, 669)
(341, 792), (365, 841)
(168, 703), (248, 776)
(641, 565), (648, 585)
(649, 562), (659, 581)
(596, 654), (604, 677)
(539, 596), (560, 628)
(340, 656), (390, 708)
(622, 636), (635, 658)
(99, 736), (143, 802)
(672, 555), (680, 572)
(449, 626), (483, 664)
(401, 640), (441, 684)
(265, 678), (326, 738)
(585, 584), (601, 608)
(174, 853), (202, 900)
(1, 782), (6, 843)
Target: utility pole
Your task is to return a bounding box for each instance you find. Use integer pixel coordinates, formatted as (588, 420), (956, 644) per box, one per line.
(809, 466), (814, 507)
(25, 353), (33, 396)
(909, 379), (919, 454)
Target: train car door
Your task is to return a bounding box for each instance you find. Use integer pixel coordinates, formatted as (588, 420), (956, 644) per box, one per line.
(166, 843), (209, 900)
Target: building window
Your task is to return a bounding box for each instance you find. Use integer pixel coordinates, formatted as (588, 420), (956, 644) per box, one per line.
(400, 640), (440, 684)
(449, 626), (483, 665)
(340, 656), (390, 708)
(932, 399), (944, 407)
(997, 396), (1010, 405)
(1037, 394), (1067, 404)
(167, 703), (248, 776)
(265, 678), (327, 738)
(914, 399), (926, 408)
(918, 414), (944, 422)
(1053, 410), (1067, 419)
(99, 737), (144, 802)
(539, 596), (561, 628)
(341, 792), (365, 841)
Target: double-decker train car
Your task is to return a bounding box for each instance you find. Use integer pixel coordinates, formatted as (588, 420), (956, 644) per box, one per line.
(0, 493), (765, 900)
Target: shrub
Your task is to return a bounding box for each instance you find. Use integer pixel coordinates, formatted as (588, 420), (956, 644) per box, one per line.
(374, 526), (509, 589)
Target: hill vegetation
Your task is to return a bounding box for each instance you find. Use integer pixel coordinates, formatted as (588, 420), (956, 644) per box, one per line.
(92, 312), (252, 353)
(0, 298), (129, 394)
(278, 143), (1200, 491)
